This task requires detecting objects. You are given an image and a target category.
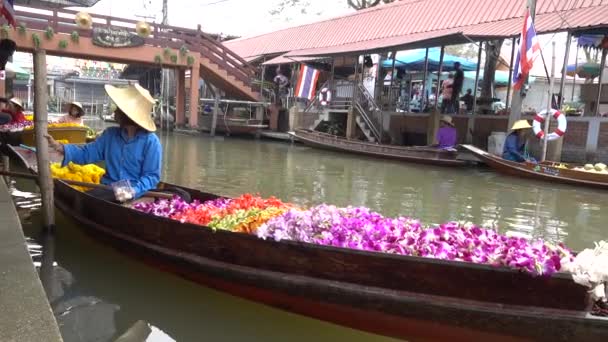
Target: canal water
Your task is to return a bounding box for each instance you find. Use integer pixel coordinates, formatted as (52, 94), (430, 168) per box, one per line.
(12, 129), (608, 341)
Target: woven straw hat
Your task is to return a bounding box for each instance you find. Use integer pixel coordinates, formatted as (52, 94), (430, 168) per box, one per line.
(105, 84), (156, 132)
(440, 115), (454, 126)
(9, 97), (23, 109)
(510, 120), (532, 131)
(70, 102), (84, 111)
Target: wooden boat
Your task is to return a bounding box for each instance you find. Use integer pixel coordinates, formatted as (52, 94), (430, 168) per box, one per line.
(461, 144), (608, 190)
(7, 146), (608, 341)
(200, 115), (268, 136)
(290, 129), (468, 167)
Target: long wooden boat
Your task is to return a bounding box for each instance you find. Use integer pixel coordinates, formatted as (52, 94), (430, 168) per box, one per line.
(462, 144), (608, 190)
(291, 129), (468, 167)
(7, 146), (608, 341)
(200, 115), (268, 136)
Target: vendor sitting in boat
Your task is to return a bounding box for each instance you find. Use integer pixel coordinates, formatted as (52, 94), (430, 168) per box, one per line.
(431, 115), (457, 149)
(0, 97), (26, 125)
(503, 120), (534, 162)
(54, 102), (84, 125)
(46, 84), (161, 202)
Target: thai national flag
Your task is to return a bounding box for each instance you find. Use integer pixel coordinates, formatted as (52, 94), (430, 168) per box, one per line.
(295, 64), (320, 100)
(0, 0), (16, 27)
(513, 9), (541, 90)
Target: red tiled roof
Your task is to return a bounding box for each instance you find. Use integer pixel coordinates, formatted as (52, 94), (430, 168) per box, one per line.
(226, 0), (608, 58)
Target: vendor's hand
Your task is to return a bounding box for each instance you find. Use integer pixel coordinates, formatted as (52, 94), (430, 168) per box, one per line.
(44, 134), (64, 154)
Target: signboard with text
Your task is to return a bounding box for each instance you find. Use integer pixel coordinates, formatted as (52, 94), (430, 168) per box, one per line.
(92, 27), (145, 48)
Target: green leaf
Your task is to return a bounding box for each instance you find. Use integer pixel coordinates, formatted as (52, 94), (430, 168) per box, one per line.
(45, 26), (54, 40)
(70, 31), (80, 43)
(58, 39), (68, 49)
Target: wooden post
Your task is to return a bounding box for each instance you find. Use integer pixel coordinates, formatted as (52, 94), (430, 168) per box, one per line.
(468, 42), (483, 143)
(594, 48), (607, 116)
(505, 37), (516, 109)
(387, 51), (397, 111)
(571, 43), (579, 102)
(541, 42), (556, 162)
(428, 46), (444, 145)
(33, 50), (54, 230)
(189, 63), (200, 128)
(422, 48), (429, 109)
(434, 46), (445, 112)
(559, 32), (572, 108)
(211, 90), (220, 137)
(175, 69), (186, 127)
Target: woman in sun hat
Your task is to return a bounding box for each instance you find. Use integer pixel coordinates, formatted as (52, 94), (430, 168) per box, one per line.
(46, 83), (162, 202)
(503, 119), (534, 162)
(431, 115), (458, 149)
(55, 102), (85, 125)
(0, 97), (27, 124)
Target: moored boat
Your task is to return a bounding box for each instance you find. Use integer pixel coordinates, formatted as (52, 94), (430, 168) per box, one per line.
(461, 144), (608, 190)
(291, 129), (468, 167)
(6, 145), (608, 341)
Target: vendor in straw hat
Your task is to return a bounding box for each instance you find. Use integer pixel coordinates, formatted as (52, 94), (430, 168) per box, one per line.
(54, 102), (85, 125)
(503, 119), (534, 162)
(46, 84), (162, 202)
(0, 97), (27, 124)
(431, 115), (457, 149)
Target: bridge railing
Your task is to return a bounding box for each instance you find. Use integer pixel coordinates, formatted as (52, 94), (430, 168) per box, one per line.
(13, 6), (256, 91)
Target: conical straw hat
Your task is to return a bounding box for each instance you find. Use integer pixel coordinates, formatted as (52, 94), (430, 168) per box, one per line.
(105, 84), (156, 132)
(510, 120), (532, 131)
(70, 102), (84, 111)
(9, 97), (23, 109)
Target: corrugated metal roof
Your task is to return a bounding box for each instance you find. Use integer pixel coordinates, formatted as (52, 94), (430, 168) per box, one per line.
(262, 54), (325, 65)
(226, 0), (608, 58)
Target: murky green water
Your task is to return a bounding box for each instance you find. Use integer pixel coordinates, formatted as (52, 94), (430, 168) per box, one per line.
(14, 129), (608, 341)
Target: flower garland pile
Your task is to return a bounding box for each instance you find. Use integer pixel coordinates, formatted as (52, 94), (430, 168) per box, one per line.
(50, 162), (106, 191)
(133, 197), (573, 276)
(24, 122), (85, 130)
(0, 120), (34, 132)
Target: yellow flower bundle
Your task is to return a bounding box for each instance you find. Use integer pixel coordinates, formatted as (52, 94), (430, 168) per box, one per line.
(50, 162), (106, 192)
(24, 115), (34, 121)
(24, 122), (84, 130)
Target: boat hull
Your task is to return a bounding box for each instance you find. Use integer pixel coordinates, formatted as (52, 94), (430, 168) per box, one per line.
(291, 129), (467, 167)
(461, 145), (608, 189)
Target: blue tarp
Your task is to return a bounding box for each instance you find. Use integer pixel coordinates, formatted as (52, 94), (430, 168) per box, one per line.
(381, 48), (477, 71)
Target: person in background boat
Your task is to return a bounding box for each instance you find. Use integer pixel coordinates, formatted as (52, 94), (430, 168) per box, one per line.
(431, 115), (457, 149)
(440, 74), (454, 114)
(54, 102), (85, 125)
(0, 97), (10, 125)
(0, 97), (26, 124)
(451, 62), (464, 110)
(503, 120), (535, 163)
(45, 84), (162, 202)
(460, 89), (474, 113)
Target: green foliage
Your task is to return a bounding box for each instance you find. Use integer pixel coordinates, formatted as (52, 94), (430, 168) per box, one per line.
(187, 55), (195, 66)
(32, 33), (41, 49)
(17, 23), (27, 35)
(58, 39), (68, 49)
(170, 54), (178, 63)
(163, 47), (171, 57)
(71, 31), (80, 43)
(179, 45), (189, 56)
(45, 26), (54, 40)
(154, 54), (162, 64)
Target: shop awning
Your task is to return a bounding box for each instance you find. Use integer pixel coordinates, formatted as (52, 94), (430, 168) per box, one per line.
(5, 61), (29, 80)
(262, 53), (325, 66)
(381, 48), (477, 72)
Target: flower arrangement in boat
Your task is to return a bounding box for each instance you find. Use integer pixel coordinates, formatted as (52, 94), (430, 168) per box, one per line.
(0, 120), (34, 132)
(133, 197), (574, 276)
(24, 122), (85, 130)
(50, 162), (105, 191)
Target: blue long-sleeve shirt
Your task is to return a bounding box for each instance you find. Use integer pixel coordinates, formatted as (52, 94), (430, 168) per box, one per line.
(62, 127), (162, 199)
(502, 132), (526, 162)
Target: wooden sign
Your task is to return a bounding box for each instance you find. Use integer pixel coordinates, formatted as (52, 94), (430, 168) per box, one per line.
(92, 27), (145, 48)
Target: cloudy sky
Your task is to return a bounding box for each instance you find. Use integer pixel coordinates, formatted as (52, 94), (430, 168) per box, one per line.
(72, 0), (354, 37)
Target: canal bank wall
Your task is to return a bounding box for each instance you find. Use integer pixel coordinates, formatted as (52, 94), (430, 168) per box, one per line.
(0, 178), (63, 342)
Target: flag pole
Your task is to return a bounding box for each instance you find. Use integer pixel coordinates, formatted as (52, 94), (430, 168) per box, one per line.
(542, 41), (556, 162)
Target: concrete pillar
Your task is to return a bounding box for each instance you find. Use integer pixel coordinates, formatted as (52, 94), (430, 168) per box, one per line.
(175, 69), (186, 126)
(269, 104), (279, 131)
(288, 106), (299, 131)
(189, 64), (200, 128)
(346, 108), (357, 140)
(427, 110), (441, 145)
(586, 118), (601, 161)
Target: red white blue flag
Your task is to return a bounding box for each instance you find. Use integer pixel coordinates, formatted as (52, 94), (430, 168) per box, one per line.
(0, 0), (16, 26)
(513, 9), (541, 90)
(295, 64), (320, 100)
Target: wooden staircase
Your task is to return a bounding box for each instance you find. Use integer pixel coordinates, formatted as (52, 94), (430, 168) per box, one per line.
(12, 6), (260, 102)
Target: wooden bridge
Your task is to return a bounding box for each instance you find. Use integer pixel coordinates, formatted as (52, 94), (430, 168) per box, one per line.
(5, 5), (260, 128)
